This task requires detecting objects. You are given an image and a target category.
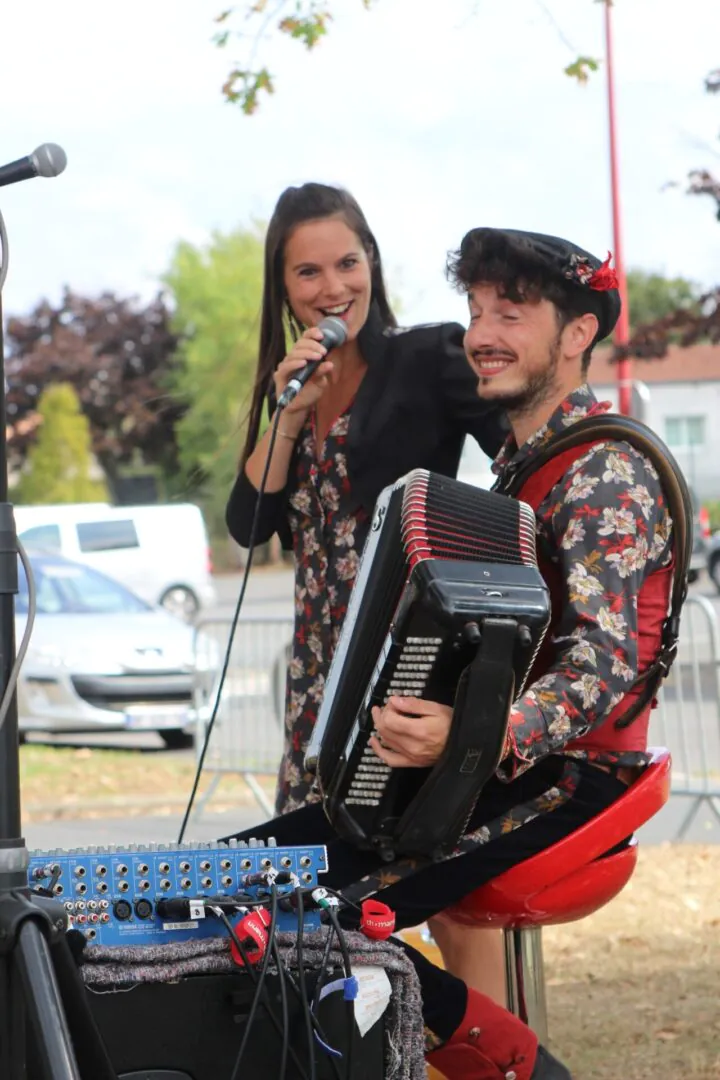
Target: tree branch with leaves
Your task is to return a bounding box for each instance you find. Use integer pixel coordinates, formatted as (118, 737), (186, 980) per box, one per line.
(213, 0), (603, 114)
(215, 0), (373, 114)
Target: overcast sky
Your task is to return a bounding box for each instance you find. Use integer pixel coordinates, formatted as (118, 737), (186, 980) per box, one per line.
(1, 0), (718, 328)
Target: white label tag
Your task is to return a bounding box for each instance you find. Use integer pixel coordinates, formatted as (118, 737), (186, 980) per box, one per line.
(189, 902), (206, 920)
(352, 966), (392, 1037)
(162, 921), (199, 931)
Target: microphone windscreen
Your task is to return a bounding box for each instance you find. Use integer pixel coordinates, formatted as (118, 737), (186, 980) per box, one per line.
(317, 315), (348, 350)
(31, 143), (67, 178)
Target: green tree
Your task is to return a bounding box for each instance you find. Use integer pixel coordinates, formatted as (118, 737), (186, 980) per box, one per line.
(14, 384), (109, 505)
(625, 270), (701, 330)
(163, 226), (265, 535)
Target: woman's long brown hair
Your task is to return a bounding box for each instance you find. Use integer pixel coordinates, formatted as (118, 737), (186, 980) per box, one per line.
(240, 183), (396, 468)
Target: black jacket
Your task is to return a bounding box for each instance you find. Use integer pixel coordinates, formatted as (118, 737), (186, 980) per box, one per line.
(226, 311), (507, 551)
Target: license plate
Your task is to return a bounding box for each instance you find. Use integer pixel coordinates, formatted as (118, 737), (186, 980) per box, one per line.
(124, 709), (189, 731)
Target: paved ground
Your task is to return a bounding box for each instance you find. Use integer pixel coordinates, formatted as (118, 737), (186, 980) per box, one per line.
(21, 791), (720, 854)
(22, 568), (720, 854)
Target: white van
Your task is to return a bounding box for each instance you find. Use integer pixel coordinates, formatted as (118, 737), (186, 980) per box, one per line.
(14, 503), (216, 620)
(457, 435), (496, 491)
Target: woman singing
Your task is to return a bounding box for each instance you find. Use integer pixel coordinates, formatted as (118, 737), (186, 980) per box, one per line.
(226, 182), (506, 815)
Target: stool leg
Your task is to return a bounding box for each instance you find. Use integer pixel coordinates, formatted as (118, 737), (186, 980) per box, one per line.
(503, 927), (549, 1045)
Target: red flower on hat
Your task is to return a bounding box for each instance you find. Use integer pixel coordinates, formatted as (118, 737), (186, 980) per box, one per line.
(588, 252), (619, 292)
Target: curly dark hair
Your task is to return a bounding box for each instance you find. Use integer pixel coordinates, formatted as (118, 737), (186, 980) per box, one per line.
(447, 229), (609, 374)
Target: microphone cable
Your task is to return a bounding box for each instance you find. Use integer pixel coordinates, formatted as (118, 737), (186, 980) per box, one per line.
(311, 926), (337, 1017)
(178, 407), (284, 841)
(280, 956), (343, 1080)
(179, 314), (347, 840)
(295, 886), (318, 1080)
(229, 882), (281, 1080)
(211, 903), (309, 1080)
(326, 904), (357, 1078)
(270, 934), (290, 1080)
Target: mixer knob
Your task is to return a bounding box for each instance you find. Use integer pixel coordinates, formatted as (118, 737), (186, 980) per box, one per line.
(268, 837), (277, 847)
(127, 844), (138, 852)
(228, 839), (238, 848)
(249, 838), (258, 848)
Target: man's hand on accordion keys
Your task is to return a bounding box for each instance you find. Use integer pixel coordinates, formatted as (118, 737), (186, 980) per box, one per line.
(369, 696), (453, 768)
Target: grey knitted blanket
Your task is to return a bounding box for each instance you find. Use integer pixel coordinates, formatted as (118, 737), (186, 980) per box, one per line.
(80, 930), (427, 1080)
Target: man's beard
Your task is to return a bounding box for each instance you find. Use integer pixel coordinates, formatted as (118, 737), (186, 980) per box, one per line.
(480, 337), (562, 418)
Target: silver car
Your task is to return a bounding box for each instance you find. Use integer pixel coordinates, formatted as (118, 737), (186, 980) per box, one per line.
(16, 553), (215, 747)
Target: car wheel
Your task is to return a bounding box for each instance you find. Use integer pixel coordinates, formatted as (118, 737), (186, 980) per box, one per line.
(160, 729), (195, 750)
(710, 555), (720, 594)
(159, 586), (200, 622)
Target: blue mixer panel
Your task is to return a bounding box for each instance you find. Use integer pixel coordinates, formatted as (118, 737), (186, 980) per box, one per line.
(28, 838), (328, 948)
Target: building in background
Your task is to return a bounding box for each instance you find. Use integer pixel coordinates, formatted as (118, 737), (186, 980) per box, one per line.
(592, 345), (720, 503)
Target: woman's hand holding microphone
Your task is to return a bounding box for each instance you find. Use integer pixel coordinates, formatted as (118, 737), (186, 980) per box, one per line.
(273, 328), (334, 434)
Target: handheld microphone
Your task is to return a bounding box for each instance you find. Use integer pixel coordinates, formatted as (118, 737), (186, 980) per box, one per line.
(277, 315), (348, 409)
(0, 144), (68, 190)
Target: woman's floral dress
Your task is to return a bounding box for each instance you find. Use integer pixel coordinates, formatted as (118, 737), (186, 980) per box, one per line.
(276, 406), (370, 813)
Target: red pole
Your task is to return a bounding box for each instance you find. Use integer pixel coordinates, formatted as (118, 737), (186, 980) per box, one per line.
(604, 0), (632, 415)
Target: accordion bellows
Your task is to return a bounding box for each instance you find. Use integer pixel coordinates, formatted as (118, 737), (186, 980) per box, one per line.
(306, 470), (551, 861)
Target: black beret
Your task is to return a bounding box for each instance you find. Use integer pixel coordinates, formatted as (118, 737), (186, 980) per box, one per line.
(458, 227), (622, 341)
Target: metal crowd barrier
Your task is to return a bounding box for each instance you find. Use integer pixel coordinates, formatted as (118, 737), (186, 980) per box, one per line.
(650, 594), (720, 839)
(191, 598), (720, 839)
(192, 616), (293, 819)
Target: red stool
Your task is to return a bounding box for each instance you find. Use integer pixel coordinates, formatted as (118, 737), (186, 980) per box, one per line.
(436, 748), (672, 1044)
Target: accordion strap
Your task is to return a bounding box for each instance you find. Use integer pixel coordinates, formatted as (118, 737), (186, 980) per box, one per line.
(393, 617), (517, 859)
(498, 414), (693, 728)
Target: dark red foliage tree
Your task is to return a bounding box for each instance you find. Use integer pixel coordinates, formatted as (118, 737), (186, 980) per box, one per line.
(4, 289), (185, 490)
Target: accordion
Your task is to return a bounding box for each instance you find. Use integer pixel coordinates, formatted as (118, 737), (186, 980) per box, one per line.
(305, 469), (551, 861)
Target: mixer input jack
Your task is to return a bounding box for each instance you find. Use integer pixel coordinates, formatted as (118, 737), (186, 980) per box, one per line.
(134, 899), (153, 920)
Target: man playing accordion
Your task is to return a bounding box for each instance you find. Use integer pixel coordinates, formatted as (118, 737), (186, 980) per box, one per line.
(226, 228), (681, 1080)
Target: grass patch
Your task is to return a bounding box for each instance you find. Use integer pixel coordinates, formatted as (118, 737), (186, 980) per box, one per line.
(19, 743), (274, 819)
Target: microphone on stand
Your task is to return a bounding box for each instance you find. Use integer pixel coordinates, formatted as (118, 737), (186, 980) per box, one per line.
(0, 144), (68, 189)
(277, 315), (348, 409)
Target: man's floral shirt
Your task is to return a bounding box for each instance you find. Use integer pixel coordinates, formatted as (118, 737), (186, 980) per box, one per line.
(492, 384), (673, 781)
